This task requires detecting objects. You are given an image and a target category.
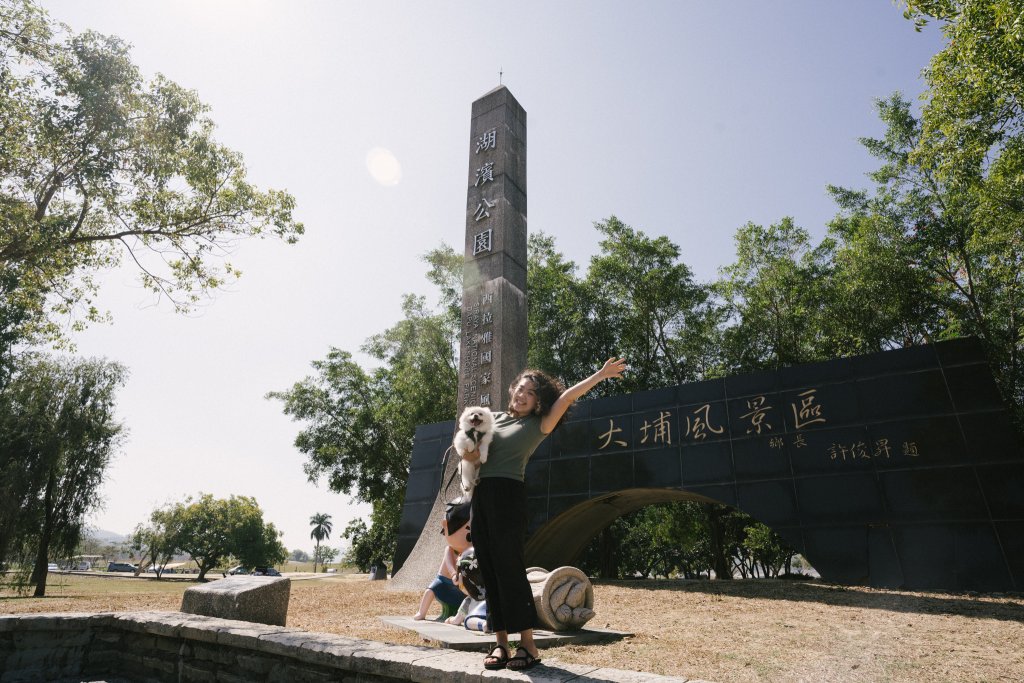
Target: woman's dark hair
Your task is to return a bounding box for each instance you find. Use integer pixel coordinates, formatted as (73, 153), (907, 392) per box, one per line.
(508, 369), (569, 429)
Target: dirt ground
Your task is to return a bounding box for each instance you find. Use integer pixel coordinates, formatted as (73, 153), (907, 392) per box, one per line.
(3, 573), (1023, 682)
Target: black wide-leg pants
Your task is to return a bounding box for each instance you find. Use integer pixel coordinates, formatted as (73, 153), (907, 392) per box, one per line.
(470, 477), (537, 634)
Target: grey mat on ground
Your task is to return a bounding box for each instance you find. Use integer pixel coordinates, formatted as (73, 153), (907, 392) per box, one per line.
(381, 616), (630, 651)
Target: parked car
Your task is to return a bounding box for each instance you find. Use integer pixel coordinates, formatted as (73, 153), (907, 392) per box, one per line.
(107, 562), (136, 572)
(227, 566), (248, 575)
(74, 561), (92, 571)
(251, 567), (281, 577)
(47, 563), (59, 572)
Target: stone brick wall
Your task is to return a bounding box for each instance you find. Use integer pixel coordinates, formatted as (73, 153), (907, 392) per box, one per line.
(0, 611), (474, 683)
(0, 610), (695, 683)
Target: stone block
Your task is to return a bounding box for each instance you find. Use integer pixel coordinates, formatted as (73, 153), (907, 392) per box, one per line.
(181, 576), (291, 626)
(181, 660), (218, 683)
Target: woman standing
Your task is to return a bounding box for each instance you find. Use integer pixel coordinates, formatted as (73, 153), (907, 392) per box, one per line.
(463, 357), (627, 671)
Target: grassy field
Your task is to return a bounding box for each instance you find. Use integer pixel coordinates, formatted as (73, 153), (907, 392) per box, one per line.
(3, 573), (1023, 682)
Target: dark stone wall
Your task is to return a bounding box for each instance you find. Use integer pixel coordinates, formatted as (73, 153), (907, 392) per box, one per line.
(395, 338), (1024, 592)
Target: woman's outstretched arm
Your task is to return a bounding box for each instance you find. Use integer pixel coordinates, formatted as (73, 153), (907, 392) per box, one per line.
(540, 357), (628, 434)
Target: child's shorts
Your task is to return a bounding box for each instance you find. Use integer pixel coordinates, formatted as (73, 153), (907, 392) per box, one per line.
(429, 574), (464, 608)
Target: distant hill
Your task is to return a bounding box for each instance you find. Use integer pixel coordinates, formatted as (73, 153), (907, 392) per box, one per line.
(87, 528), (129, 545)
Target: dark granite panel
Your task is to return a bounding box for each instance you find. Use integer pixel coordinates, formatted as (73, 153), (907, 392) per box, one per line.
(732, 434), (792, 480)
(736, 480), (798, 526)
(857, 370), (954, 421)
(527, 506), (549, 536)
(865, 416), (967, 469)
(958, 411), (1023, 463)
(779, 356), (856, 390)
(994, 521), (1024, 590)
(635, 447), (682, 488)
(685, 484), (737, 508)
(416, 420), (455, 441)
(550, 420), (593, 457)
(954, 524), (1013, 592)
(944, 364), (1008, 413)
(677, 400), (730, 444)
(398, 502), (434, 537)
(548, 457), (590, 496)
(405, 468), (441, 503)
(590, 393), (633, 418)
(976, 463), (1024, 518)
(803, 526), (869, 585)
(681, 439), (734, 485)
(727, 394), (784, 439)
(632, 409), (680, 451)
(779, 383), (860, 431)
(676, 379), (725, 405)
(632, 386), (678, 411)
(524, 460), (549, 498)
(772, 526), (805, 557)
(548, 494), (590, 519)
(530, 436), (553, 461)
(588, 415), (634, 454)
(891, 525), (956, 590)
(881, 468), (988, 521)
(410, 439), (446, 471)
(796, 474), (883, 524)
(867, 526), (904, 588)
(855, 344), (937, 377)
(934, 336), (985, 367)
(566, 399), (592, 422)
(590, 452), (635, 493)
(789, 425), (872, 475)
(724, 369), (779, 400)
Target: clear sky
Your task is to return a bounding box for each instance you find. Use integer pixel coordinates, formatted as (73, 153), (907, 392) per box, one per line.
(37, 1), (944, 555)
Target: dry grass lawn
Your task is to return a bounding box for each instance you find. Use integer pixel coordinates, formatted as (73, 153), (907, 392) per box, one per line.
(3, 573), (1023, 682)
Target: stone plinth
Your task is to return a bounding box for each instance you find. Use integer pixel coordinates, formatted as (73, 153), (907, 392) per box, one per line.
(181, 576), (290, 626)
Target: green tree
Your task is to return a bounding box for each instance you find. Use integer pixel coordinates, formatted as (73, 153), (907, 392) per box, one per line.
(587, 217), (718, 390)
(0, 355), (125, 595)
(0, 0), (302, 346)
(163, 493), (285, 581)
(340, 514), (395, 573)
(716, 218), (832, 373)
(527, 222), (724, 393)
(829, 92), (1024, 417)
(309, 512), (332, 574)
(128, 506), (177, 578)
(290, 548), (310, 563)
(268, 247), (460, 567)
(314, 545), (339, 571)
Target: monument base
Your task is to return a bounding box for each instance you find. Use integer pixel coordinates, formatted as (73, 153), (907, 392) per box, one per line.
(379, 616), (630, 651)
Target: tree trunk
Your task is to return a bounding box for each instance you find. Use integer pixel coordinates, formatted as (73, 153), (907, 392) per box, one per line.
(32, 470), (58, 597)
(598, 527), (616, 579)
(703, 504), (732, 581)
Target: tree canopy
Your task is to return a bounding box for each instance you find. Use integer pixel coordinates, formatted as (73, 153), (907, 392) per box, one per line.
(160, 493), (286, 581)
(0, 0), (303, 346)
(0, 354), (125, 594)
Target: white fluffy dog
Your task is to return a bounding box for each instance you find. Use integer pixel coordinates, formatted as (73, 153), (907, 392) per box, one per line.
(453, 405), (495, 501)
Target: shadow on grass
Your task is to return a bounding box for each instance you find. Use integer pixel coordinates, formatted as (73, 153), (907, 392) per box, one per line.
(594, 578), (1024, 623)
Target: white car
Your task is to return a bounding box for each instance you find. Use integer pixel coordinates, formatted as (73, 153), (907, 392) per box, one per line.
(47, 563), (59, 572)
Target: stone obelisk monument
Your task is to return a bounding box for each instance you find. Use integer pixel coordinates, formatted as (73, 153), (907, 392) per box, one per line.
(458, 85), (528, 412)
(390, 86), (527, 589)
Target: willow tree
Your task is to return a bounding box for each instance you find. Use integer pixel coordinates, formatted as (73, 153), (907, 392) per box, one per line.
(0, 355), (126, 595)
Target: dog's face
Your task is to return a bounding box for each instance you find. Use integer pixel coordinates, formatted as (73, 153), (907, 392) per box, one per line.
(459, 406), (494, 432)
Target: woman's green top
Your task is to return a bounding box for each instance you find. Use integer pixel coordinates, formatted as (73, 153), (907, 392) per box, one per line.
(479, 412), (549, 482)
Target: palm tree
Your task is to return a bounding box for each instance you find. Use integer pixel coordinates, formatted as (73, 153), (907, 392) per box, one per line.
(309, 512), (333, 573)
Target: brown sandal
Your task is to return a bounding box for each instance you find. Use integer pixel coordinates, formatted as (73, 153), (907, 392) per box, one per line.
(507, 647), (542, 671)
(484, 645), (509, 670)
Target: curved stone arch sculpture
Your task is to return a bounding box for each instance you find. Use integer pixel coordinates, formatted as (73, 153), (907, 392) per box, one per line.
(524, 488), (712, 571)
(395, 339), (1024, 592)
